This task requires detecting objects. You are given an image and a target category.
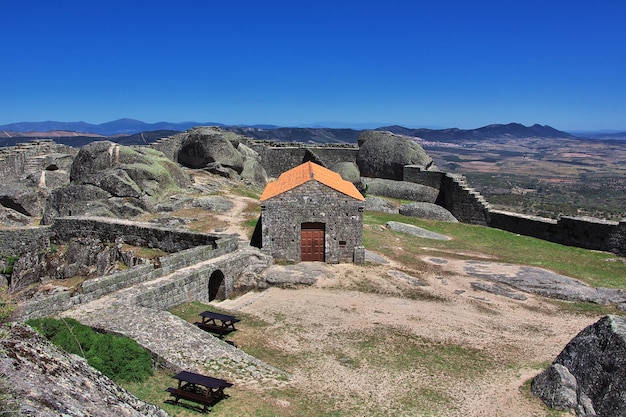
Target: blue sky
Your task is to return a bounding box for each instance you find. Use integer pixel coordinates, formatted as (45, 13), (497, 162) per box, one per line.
(2, 0), (625, 130)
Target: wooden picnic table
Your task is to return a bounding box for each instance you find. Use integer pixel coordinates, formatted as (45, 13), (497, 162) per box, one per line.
(194, 310), (240, 336)
(165, 370), (233, 413)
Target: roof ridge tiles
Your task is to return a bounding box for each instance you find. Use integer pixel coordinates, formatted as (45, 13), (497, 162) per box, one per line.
(259, 161), (364, 201)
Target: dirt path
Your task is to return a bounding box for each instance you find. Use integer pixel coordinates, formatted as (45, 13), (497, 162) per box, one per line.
(213, 195), (257, 239)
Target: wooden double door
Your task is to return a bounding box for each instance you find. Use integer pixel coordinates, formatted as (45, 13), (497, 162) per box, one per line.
(301, 222), (325, 262)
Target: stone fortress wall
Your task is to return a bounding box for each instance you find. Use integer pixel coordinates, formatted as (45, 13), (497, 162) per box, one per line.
(247, 142), (359, 177)
(1, 138), (624, 261)
(404, 167), (626, 256)
(7, 216), (254, 321)
(249, 142), (626, 257)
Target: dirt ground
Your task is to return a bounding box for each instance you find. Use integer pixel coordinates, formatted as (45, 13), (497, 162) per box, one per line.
(214, 227), (596, 415)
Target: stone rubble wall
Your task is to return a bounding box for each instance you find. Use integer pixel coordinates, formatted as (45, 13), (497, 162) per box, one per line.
(131, 248), (270, 311)
(51, 216), (237, 253)
(0, 225), (51, 256)
(18, 241), (241, 321)
(13, 216), (241, 320)
(248, 143), (358, 178)
(0, 140), (77, 181)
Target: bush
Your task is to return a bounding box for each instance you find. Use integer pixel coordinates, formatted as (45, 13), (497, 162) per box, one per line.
(26, 318), (153, 383)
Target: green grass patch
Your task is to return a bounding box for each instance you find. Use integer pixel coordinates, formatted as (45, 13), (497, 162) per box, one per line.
(353, 328), (490, 377)
(547, 300), (621, 316)
(121, 368), (345, 417)
(26, 318), (153, 383)
(364, 211), (626, 289)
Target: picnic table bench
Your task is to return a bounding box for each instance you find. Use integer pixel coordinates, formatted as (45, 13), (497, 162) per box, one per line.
(194, 310), (240, 336)
(165, 370), (233, 413)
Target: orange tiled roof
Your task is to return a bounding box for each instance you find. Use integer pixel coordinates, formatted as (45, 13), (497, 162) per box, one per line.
(260, 161), (365, 201)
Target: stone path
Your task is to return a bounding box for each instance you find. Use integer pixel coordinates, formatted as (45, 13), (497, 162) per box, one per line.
(61, 259), (286, 385)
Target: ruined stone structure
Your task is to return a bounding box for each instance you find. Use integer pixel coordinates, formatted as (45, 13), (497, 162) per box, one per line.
(259, 161), (366, 264)
(9, 216), (269, 320)
(0, 140), (76, 181)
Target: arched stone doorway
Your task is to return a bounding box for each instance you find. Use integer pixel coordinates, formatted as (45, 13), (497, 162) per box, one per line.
(208, 270), (225, 301)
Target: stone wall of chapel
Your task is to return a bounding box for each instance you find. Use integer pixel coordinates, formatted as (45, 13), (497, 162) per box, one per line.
(261, 181), (364, 263)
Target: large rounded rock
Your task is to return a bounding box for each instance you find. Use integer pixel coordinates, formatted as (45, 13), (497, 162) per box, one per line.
(237, 143), (268, 184)
(71, 142), (191, 197)
(177, 127), (244, 172)
(331, 161), (364, 192)
(362, 178), (440, 202)
(44, 142), (192, 223)
(364, 196), (399, 214)
(532, 315), (626, 417)
(399, 202), (458, 222)
(331, 161), (360, 183)
(357, 130), (437, 180)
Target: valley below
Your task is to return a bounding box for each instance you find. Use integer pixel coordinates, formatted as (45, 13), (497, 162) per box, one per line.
(418, 136), (626, 220)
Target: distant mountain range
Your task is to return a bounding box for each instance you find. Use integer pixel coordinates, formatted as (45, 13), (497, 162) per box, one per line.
(0, 118), (227, 136)
(1, 119), (625, 148)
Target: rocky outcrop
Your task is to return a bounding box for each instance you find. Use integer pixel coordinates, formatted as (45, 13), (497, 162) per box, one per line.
(177, 127), (244, 170)
(532, 315), (626, 417)
(175, 127), (268, 184)
(331, 161), (364, 192)
(356, 130), (437, 180)
(385, 221), (451, 240)
(9, 236), (152, 294)
(42, 142), (192, 224)
(0, 324), (168, 417)
(362, 178), (440, 202)
(399, 202), (458, 222)
(364, 196), (399, 214)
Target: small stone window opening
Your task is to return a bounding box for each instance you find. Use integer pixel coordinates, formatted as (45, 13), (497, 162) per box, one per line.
(339, 240), (347, 248)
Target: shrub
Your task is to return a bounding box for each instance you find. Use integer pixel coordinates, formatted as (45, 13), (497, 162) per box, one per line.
(0, 256), (18, 275)
(26, 318), (153, 383)
(0, 287), (15, 325)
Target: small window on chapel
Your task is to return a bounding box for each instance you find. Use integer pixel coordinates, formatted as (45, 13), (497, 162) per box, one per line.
(339, 240), (347, 248)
